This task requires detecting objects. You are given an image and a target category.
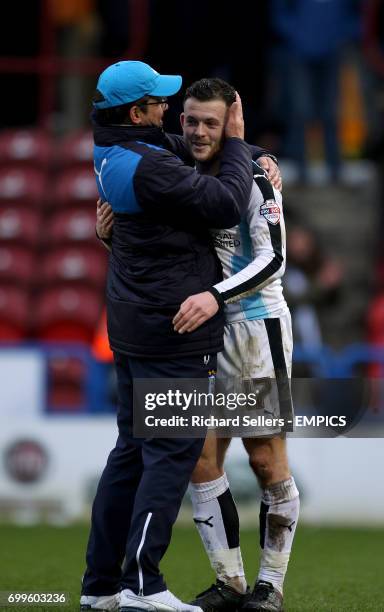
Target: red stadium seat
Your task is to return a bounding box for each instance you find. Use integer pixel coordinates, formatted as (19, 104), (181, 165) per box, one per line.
(40, 246), (107, 290)
(57, 130), (93, 168)
(0, 167), (48, 207)
(34, 286), (102, 343)
(0, 286), (30, 340)
(368, 293), (384, 343)
(47, 354), (87, 410)
(45, 208), (98, 248)
(52, 167), (99, 209)
(366, 292), (384, 411)
(0, 129), (52, 167)
(0, 245), (37, 285)
(367, 293), (384, 378)
(0, 207), (41, 248)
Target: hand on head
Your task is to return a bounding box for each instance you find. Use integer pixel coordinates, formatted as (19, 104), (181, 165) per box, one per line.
(224, 92), (244, 140)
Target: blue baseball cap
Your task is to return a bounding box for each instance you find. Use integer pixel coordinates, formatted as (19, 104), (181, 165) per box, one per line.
(93, 61), (182, 109)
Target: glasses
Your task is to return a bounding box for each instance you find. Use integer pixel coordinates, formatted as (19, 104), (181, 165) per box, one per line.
(138, 97), (168, 110)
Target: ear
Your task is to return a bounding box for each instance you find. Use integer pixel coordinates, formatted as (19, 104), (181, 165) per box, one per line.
(129, 105), (142, 125)
(180, 112), (185, 129)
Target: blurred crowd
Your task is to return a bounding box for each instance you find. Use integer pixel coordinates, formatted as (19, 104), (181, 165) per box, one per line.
(2, 1), (383, 166)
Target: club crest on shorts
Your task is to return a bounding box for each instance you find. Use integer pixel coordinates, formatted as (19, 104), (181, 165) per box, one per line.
(260, 200), (280, 225)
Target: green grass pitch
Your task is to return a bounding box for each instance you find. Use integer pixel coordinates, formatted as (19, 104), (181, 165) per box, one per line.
(0, 524), (382, 611)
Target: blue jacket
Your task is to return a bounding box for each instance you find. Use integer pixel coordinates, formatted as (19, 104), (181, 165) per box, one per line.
(93, 123), (254, 358)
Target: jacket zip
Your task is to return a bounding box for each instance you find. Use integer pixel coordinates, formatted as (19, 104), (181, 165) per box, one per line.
(136, 512), (152, 596)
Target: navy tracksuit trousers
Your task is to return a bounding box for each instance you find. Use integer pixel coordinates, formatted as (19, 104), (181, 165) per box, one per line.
(82, 351), (216, 596)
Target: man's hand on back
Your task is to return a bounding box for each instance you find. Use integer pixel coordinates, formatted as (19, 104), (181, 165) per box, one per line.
(96, 199), (114, 239)
(257, 156), (282, 191)
(173, 291), (219, 334)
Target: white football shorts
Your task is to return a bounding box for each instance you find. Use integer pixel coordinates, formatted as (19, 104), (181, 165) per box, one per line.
(216, 312), (294, 436)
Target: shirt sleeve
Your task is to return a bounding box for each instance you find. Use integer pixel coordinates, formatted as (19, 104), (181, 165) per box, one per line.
(134, 138), (253, 229)
(212, 172), (285, 303)
(162, 133), (194, 165)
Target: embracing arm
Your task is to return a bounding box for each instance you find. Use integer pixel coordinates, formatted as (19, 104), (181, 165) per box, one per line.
(134, 138), (252, 228)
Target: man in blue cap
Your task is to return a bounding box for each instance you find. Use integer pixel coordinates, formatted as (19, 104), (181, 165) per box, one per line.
(80, 60), (263, 612)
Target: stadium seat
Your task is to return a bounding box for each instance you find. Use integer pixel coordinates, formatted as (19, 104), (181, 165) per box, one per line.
(34, 286), (102, 343)
(52, 167), (99, 210)
(368, 293), (384, 343)
(0, 245), (37, 285)
(0, 207), (41, 248)
(0, 286), (30, 340)
(40, 246), (107, 290)
(45, 209), (98, 248)
(0, 167), (48, 207)
(47, 354), (87, 411)
(367, 292), (384, 379)
(0, 129), (52, 167)
(57, 130), (93, 168)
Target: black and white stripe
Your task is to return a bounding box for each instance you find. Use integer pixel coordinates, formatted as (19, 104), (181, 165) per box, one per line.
(217, 175), (284, 304)
(264, 318), (293, 430)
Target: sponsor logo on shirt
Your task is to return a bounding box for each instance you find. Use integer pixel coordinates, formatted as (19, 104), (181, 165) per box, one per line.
(213, 232), (241, 248)
(260, 200), (280, 225)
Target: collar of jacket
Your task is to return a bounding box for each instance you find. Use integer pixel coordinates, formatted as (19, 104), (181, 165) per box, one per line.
(93, 122), (167, 148)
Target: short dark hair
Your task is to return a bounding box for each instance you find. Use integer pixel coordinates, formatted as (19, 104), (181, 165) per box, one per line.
(92, 90), (149, 126)
(184, 78), (236, 107)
